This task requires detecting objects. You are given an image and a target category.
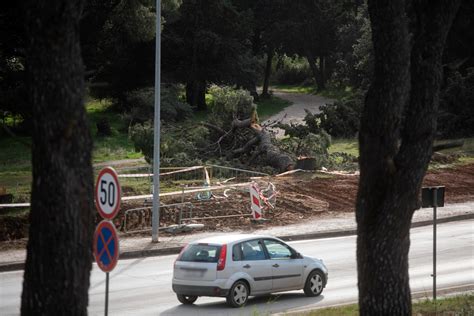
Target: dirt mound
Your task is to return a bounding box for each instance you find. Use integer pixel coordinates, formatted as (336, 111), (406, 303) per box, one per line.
(1, 163), (473, 244)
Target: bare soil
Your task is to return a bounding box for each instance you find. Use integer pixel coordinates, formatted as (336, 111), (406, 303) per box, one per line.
(1, 163), (473, 250)
(119, 163), (473, 234)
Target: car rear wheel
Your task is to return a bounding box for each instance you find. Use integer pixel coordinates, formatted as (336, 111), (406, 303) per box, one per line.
(177, 294), (198, 305)
(226, 280), (249, 307)
(304, 270), (324, 297)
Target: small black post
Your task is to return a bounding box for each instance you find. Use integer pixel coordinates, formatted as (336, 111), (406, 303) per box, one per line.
(433, 189), (437, 302)
(105, 272), (109, 316)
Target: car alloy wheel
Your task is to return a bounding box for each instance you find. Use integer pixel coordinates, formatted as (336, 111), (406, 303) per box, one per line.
(227, 280), (249, 307)
(177, 294), (198, 305)
(304, 270), (324, 297)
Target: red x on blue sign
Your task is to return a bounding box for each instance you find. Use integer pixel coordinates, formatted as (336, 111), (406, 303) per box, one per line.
(94, 220), (119, 272)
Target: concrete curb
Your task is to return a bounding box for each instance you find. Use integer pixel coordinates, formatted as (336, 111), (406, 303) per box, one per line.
(1, 213), (473, 273)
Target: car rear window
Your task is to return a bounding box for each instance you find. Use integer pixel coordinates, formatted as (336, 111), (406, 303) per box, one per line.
(233, 240), (266, 261)
(178, 244), (222, 263)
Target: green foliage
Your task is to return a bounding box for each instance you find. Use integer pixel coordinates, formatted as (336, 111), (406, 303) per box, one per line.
(276, 109), (325, 138)
(162, 0), (259, 108)
(438, 68), (474, 137)
(278, 131), (331, 169)
(255, 96), (292, 120)
(272, 84), (316, 94)
(87, 0), (156, 102)
(208, 86), (256, 124)
(129, 122), (154, 163)
(123, 85), (192, 124)
(351, 13), (373, 90)
(329, 138), (359, 156)
(316, 95), (363, 138)
(129, 121), (208, 166)
(273, 56), (312, 85)
(306, 294), (474, 316)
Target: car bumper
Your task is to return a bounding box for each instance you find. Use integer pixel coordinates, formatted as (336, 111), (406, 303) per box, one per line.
(172, 284), (229, 297)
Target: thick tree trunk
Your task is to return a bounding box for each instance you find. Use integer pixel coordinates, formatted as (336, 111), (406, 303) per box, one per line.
(186, 80), (207, 111)
(319, 56), (326, 90)
(231, 119), (294, 172)
(22, 0), (94, 315)
(356, 1), (460, 315)
(306, 54), (324, 91)
(261, 49), (274, 98)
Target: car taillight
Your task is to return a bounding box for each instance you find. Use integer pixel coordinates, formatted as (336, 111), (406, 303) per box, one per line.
(174, 244), (188, 266)
(217, 244), (227, 271)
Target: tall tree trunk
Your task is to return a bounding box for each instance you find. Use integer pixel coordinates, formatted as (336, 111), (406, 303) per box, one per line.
(356, 1), (460, 315)
(305, 54), (323, 91)
(319, 56), (326, 90)
(22, 0), (94, 314)
(261, 49), (274, 98)
(186, 80), (207, 111)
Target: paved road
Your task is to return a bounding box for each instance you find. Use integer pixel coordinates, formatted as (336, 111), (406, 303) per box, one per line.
(263, 90), (333, 138)
(1, 220), (473, 315)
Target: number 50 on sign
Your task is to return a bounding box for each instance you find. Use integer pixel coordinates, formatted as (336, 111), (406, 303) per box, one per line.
(95, 167), (121, 220)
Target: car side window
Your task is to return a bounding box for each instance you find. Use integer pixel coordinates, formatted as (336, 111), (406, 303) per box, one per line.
(232, 240), (266, 261)
(232, 243), (242, 261)
(263, 239), (293, 259)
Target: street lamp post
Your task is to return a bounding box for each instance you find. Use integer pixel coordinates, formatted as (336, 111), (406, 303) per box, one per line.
(152, 0), (161, 243)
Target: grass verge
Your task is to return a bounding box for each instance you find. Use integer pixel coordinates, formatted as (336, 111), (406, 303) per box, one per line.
(329, 139), (359, 157)
(271, 84), (316, 94)
(86, 99), (143, 163)
(256, 96), (293, 120)
(0, 99), (144, 201)
(304, 294), (474, 316)
(272, 84), (353, 101)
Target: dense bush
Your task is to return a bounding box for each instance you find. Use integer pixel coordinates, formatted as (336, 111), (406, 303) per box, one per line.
(438, 68), (474, 138)
(273, 56), (312, 85)
(129, 122), (208, 166)
(208, 85), (256, 123)
(278, 131), (331, 169)
(123, 85), (192, 125)
(316, 94), (363, 138)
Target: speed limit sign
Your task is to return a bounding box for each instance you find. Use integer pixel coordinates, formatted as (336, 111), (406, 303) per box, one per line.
(95, 167), (121, 220)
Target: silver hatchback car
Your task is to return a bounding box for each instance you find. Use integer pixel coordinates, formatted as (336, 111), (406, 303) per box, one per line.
(172, 234), (328, 307)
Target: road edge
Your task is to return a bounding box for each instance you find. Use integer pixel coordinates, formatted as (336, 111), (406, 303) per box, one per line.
(1, 213), (473, 272)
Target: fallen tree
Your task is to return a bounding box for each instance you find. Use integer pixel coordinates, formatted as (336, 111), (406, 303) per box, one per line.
(203, 113), (294, 172)
(130, 86), (333, 172)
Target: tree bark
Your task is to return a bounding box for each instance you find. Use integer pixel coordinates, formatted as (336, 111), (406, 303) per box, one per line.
(356, 1), (460, 315)
(230, 119), (294, 172)
(306, 53), (324, 91)
(186, 80), (207, 111)
(22, 0), (94, 315)
(261, 49), (274, 98)
(319, 55), (326, 90)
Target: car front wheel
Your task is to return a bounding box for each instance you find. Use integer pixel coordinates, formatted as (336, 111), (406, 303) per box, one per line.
(304, 270), (324, 297)
(177, 294), (198, 305)
(226, 280), (249, 307)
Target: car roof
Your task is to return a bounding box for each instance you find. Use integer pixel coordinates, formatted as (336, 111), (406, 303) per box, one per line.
(190, 234), (278, 245)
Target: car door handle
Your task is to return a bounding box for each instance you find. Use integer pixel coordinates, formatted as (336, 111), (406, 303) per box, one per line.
(243, 264), (251, 269)
(272, 264), (280, 268)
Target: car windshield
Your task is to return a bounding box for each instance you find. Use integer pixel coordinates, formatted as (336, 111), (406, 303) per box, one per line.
(178, 244), (221, 263)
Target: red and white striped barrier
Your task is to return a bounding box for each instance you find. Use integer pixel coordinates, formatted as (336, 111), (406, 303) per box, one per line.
(250, 183), (263, 220)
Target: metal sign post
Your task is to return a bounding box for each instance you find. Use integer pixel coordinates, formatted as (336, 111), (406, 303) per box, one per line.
(152, 0), (162, 243)
(105, 272), (109, 316)
(421, 186), (445, 301)
(94, 220), (119, 316)
(94, 167), (121, 316)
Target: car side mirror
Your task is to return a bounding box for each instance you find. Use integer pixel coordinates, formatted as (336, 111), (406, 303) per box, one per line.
(291, 252), (302, 259)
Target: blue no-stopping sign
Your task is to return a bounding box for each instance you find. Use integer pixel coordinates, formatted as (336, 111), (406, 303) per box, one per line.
(94, 220), (119, 272)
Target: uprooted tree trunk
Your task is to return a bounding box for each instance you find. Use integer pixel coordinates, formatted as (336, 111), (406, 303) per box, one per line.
(203, 114), (294, 172)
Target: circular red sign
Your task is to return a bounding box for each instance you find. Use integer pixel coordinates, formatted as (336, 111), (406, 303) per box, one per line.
(93, 220), (119, 273)
(95, 167), (121, 220)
